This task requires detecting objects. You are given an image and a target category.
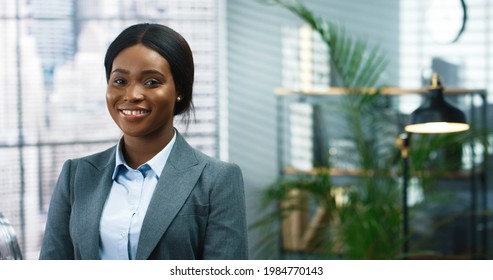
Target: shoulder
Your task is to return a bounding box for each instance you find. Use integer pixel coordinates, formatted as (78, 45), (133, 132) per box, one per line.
(61, 145), (116, 172)
(193, 148), (242, 176)
(189, 149), (244, 193)
(172, 131), (242, 175)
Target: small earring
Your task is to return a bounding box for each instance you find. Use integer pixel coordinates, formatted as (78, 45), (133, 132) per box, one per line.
(177, 96), (182, 102)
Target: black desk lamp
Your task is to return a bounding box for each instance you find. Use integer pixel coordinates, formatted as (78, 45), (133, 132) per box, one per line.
(398, 72), (469, 257)
(405, 73), (469, 134)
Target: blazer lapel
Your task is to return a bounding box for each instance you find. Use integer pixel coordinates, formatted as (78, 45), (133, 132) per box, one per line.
(135, 132), (206, 259)
(76, 147), (115, 259)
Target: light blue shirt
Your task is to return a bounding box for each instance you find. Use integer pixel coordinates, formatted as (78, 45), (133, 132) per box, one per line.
(99, 132), (176, 260)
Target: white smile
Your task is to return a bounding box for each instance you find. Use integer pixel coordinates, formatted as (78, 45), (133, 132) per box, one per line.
(120, 109), (150, 116)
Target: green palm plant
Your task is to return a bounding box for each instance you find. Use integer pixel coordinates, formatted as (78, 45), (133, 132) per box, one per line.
(251, 0), (403, 259)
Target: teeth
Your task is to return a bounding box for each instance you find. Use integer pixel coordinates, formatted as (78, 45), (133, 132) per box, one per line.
(122, 110), (148, 116)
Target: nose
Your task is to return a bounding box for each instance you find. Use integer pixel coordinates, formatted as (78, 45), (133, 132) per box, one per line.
(124, 84), (144, 102)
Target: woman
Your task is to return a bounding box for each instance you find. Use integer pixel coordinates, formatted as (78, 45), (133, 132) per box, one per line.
(39, 23), (248, 260)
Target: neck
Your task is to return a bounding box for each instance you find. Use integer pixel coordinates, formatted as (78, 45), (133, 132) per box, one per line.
(122, 129), (175, 169)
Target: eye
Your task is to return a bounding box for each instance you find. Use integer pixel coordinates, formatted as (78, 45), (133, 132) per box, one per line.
(112, 78), (126, 86)
(144, 79), (162, 87)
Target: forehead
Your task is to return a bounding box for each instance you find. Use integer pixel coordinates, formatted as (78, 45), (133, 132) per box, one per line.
(112, 44), (171, 73)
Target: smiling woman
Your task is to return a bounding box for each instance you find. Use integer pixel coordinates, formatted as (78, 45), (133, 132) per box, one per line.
(0, 0), (225, 260)
(38, 23), (248, 260)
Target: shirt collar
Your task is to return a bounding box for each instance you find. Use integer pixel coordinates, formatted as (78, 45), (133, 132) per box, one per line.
(112, 131), (177, 180)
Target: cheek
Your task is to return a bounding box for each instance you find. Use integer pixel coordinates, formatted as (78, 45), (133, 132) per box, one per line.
(153, 89), (177, 108)
(105, 90), (120, 119)
(106, 89), (117, 107)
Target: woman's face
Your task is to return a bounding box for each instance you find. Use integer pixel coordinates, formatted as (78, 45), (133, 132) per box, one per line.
(106, 44), (177, 139)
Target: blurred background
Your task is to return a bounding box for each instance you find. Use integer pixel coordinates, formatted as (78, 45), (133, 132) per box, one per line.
(0, 0), (492, 260)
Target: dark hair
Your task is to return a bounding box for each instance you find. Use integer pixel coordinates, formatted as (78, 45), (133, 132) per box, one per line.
(104, 23), (195, 123)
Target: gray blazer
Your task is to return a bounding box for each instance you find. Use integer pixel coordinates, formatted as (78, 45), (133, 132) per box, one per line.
(39, 132), (248, 260)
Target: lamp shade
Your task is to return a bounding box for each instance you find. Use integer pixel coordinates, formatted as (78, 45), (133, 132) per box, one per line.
(405, 73), (469, 134)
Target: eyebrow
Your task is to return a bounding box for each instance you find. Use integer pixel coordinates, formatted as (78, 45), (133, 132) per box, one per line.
(142, 69), (165, 77)
(111, 68), (129, 75)
(111, 68), (166, 77)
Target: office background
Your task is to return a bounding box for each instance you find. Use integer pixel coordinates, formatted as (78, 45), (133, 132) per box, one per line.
(0, 0), (492, 259)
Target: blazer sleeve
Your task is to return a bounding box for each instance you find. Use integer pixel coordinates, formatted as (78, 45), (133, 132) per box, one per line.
(202, 163), (248, 260)
(39, 160), (75, 260)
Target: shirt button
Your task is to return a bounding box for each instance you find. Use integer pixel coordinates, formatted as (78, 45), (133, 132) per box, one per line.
(121, 232), (127, 238)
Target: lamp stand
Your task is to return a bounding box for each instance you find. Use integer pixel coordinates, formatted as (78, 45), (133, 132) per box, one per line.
(397, 132), (411, 258)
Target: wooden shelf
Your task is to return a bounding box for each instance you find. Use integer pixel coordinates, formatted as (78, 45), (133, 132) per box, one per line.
(282, 166), (482, 180)
(282, 166), (365, 177)
(274, 86), (484, 96)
